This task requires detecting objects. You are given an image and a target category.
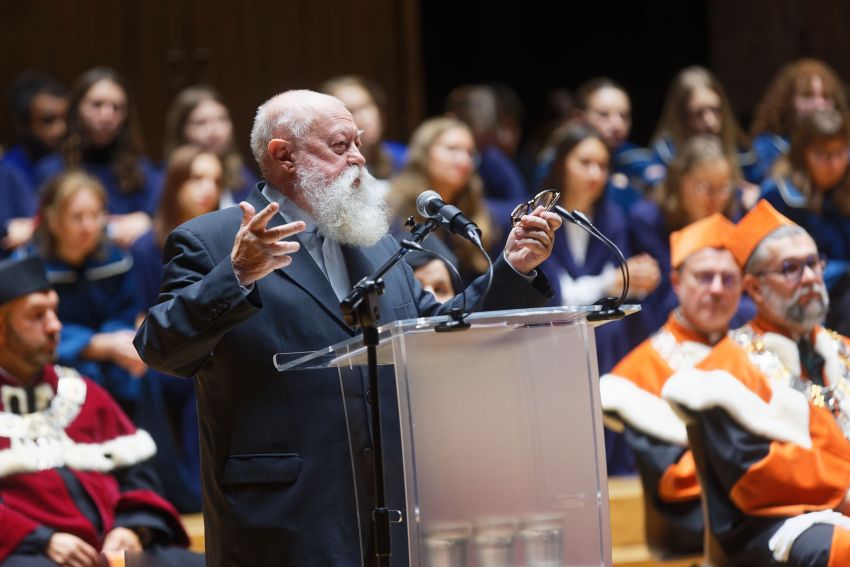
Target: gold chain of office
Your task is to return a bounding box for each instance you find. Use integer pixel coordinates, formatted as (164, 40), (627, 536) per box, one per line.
(732, 326), (850, 441)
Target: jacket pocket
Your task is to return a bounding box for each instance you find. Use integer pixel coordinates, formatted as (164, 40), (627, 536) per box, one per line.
(221, 453), (301, 485)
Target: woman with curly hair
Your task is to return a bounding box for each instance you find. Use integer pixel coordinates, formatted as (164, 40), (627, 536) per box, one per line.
(751, 58), (849, 173)
(649, 66), (764, 186)
(390, 116), (499, 281)
(36, 67), (161, 248)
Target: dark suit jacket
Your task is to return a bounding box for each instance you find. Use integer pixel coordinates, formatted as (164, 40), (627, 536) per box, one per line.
(134, 185), (553, 566)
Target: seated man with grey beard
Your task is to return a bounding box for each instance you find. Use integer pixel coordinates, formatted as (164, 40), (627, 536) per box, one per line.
(134, 89), (562, 567)
(662, 200), (850, 566)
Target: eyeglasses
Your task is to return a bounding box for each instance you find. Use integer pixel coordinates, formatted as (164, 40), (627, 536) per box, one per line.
(756, 253), (827, 283)
(693, 180), (733, 198)
(685, 270), (740, 289)
(510, 190), (560, 226)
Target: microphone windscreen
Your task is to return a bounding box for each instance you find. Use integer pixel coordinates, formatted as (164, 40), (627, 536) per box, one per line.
(416, 190), (442, 217)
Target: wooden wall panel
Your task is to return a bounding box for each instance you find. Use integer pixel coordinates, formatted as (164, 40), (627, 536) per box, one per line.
(0, 0), (423, 164)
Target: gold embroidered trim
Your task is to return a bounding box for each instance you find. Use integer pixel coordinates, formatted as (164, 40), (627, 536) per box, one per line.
(732, 326), (850, 440)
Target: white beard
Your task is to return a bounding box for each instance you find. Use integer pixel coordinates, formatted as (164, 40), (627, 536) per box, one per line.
(294, 159), (390, 247)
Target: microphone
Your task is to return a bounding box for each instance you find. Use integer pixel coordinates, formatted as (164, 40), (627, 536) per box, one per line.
(553, 205), (629, 321)
(416, 190), (483, 246)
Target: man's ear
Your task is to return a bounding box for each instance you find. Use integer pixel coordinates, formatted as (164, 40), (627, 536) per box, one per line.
(670, 267), (681, 297)
(743, 273), (762, 303)
(267, 139), (296, 174)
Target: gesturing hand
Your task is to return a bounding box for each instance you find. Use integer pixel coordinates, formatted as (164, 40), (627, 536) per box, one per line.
(46, 532), (101, 567)
(231, 201), (306, 287)
(504, 207), (562, 274)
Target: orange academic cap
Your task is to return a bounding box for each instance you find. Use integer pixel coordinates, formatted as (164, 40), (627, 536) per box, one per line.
(728, 199), (798, 267)
(670, 213), (735, 269)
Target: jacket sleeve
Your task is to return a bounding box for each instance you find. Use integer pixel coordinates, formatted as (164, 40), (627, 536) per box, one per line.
(408, 251), (553, 318)
(676, 347), (850, 518)
(134, 225), (261, 378)
(0, 500), (45, 562)
(728, 406), (850, 517)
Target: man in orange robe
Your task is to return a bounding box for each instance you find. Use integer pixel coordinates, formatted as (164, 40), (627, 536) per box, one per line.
(601, 213), (743, 555)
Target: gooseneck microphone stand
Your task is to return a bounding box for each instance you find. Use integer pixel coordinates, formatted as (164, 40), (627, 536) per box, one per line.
(554, 205), (630, 322)
(339, 217), (439, 566)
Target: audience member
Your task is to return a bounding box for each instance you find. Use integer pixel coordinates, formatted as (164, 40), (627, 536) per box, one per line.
(751, 58), (849, 173)
(600, 214), (742, 557)
(22, 171), (145, 413)
(390, 116), (500, 280)
(663, 200), (850, 566)
(445, 83), (530, 224)
(760, 108), (850, 335)
(0, 255), (202, 567)
(320, 75), (407, 178)
(0, 71), (68, 255)
(36, 67), (161, 248)
(2, 70), (68, 188)
(575, 77), (653, 205)
(630, 134), (742, 334)
(651, 66), (764, 186)
(518, 87), (574, 188)
(163, 85), (257, 207)
(537, 121), (660, 475)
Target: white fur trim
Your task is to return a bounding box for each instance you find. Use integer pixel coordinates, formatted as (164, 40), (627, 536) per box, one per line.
(63, 429), (156, 471)
(768, 509), (850, 562)
(600, 374), (688, 446)
(762, 332), (802, 377)
(0, 429), (156, 477)
(662, 368), (813, 449)
(815, 329), (844, 388)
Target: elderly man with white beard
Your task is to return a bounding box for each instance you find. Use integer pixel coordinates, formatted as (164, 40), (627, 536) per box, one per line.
(662, 200), (850, 566)
(134, 89), (561, 567)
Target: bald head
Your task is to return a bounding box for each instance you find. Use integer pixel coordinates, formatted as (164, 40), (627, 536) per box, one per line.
(250, 89), (347, 175)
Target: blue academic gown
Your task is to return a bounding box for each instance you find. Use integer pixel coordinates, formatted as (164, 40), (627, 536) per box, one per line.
(36, 154), (163, 216)
(479, 146), (530, 237)
(752, 133), (790, 176)
(0, 144), (40, 190)
(650, 137), (768, 185)
(131, 229), (203, 512)
(18, 244), (142, 403)
(760, 176), (850, 289)
(612, 141), (654, 197)
(0, 163), (37, 259)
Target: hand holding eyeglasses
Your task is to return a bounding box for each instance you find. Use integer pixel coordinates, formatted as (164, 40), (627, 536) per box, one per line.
(504, 202), (562, 274)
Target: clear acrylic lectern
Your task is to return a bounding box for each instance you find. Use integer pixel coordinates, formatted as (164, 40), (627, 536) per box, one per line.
(275, 305), (636, 567)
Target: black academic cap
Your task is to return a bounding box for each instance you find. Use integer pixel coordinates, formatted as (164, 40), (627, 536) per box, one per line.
(0, 256), (51, 305)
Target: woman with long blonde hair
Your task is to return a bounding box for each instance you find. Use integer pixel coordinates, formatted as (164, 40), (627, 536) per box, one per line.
(390, 117), (499, 280)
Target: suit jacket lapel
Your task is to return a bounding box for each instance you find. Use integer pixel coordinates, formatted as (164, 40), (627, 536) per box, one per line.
(247, 189), (354, 333)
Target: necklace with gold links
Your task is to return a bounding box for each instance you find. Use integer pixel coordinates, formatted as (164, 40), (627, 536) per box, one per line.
(731, 325), (850, 441)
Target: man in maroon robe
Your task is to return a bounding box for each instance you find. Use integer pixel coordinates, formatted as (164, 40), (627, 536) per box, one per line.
(0, 256), (202, 566)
